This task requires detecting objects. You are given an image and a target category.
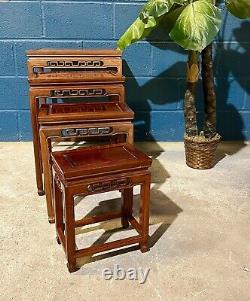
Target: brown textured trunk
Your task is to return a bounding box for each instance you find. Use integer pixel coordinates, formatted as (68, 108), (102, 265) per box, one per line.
(202, 43), (217, 138)
(184, 51), (199, 137)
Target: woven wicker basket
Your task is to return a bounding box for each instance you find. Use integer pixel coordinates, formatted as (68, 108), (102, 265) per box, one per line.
(184, 134), (221, 169)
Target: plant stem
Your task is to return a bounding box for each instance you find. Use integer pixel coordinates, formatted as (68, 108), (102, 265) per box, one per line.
(184, 50), (199, 137)
(201, 43), (217, 138)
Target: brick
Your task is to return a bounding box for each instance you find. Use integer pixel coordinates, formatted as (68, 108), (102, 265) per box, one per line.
(217, 111), (249, 140)
(43, 3), (113, 39)
(84, 41), (152, 76)
(18, 111), (32, 141)
(134, 111), (184, 141)
(123, 43), (151, 76)
(215, 42), (250, 79)
(218, 12), (250, 42)
(15, 41), (82, 76)
(84, 41), (116, 49)
(134, 109), (250, 141)
(0, 42), (15, 75)
(115, 4), (143, 39)
(243, 79), (250, 110)
(0, 78), (28, 110)
(115, 3), (174, 42)
(126, 77), (179, 111)
(0, 2), (42, 38)
(152, 43), (186, 77)
(0, 1), (248, 142)
(179, 79), (246, 113)
(0, 111), (18, 141)
(216, 78), (245, 110)
(240, 112), (250, 140)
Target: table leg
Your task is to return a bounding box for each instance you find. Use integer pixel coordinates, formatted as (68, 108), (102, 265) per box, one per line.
(121, 187), (133, 228)
(127, 125), (134, 145)
(30, 95), (44, 195)
(40, 130), (54, 223)
(64, 190), (78, 273)
(53, 175), (64, 244)
(139, 175), (151, 253)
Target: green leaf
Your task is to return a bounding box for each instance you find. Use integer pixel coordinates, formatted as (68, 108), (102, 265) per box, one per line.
(142, 0), (175, 19)
(161, 5), (185, 34)
(117, 17), (151, 50)
(117, 0), (176, 51)
(169, 0), (222, 51)
(226, 0), (250, 19)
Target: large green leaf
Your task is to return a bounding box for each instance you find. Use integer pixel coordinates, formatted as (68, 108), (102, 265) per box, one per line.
(161, 5), (186, 34)
(117, 0), (176, 51)
(226, 0), (250, 19)
(169, 0), (222, 51)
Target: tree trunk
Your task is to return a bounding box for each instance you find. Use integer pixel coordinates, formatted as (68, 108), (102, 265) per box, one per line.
(184, 51), (199, 137)
(202, 43), (217, 138)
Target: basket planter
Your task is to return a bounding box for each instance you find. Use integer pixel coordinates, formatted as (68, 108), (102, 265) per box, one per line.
(184, 134), (221, 169)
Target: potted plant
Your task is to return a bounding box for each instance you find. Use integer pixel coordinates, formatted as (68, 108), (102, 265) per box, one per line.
(117, 0), (250, 169)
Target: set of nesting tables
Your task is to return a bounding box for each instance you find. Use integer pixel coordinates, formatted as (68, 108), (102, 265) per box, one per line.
(27, 49), (152, 272)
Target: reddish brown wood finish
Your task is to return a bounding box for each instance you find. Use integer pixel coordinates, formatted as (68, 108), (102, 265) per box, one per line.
(38, 102), (134, 124)
(27, 49), (122, 56)
(29, 83), (125, 101)
(52, 143), (151, 179)
(27, 50), (135, 225)
(40, 122), (134, 223)
(27, 49), (123, 85)
(29, 83), (126, 196)
(51, 143), (152, 273)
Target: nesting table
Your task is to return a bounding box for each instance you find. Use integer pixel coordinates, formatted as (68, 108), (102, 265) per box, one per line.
(39, 101), (134, 222)
(51, 143), (152, 272)
(26, 49), (126, 197)
(27, 49), (135, 223)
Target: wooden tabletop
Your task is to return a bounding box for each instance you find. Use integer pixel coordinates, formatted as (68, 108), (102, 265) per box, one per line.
(51, 143), (152, 179)
(38, 102), (134, 122)
(26, 49), (122, 57)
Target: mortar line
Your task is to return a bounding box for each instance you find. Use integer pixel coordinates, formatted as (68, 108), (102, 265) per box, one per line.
(113, 2), (116, 40)
(41, 1), (46, 38)
(12, 43), (18, 77)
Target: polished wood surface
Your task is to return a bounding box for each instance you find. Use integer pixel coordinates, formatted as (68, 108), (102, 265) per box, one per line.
(40, 122), (134, 222)
(52, 144), (152, 272)
(26, 49), (132, 199)
(26, 49), (122, 56)
(27, 48), (123, 85)
(29, 82), (126, 195)
(30, 83), (125, 101)
(38, 102), (134, 123)
(52, 143), (152, 180)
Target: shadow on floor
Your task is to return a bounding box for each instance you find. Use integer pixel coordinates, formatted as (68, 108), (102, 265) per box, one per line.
(52, 139), (182, 270)
(76, 175), (182, 267)
(214, 141), (248, 165)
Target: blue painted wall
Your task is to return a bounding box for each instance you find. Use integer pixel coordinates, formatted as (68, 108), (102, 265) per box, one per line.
(0, 1), (249, 141)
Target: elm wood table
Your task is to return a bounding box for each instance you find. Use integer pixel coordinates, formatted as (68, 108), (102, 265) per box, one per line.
(27, 49), (123, 85)
(51, 143), (152, 273)
(39, 102), (134, 223)
(26, 49), (124, 196)
(29, 83), (126, 196)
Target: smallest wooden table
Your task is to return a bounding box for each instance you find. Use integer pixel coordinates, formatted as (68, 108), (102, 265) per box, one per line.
(51, 143), (152, 272)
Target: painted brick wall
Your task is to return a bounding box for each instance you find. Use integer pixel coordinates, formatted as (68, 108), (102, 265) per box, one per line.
(0, 1), (249, 141)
